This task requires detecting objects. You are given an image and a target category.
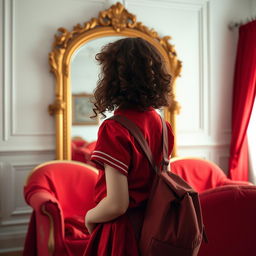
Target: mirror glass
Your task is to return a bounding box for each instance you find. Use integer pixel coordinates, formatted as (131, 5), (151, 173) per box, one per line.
(71, 36), (125, 142)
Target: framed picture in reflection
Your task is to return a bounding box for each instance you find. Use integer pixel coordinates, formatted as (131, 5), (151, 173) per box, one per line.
(72, 93), (98, 125)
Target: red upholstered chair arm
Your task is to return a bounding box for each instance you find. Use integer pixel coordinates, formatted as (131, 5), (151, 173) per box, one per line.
(27, 190), (59, 210)
(27, 192), (67, 255)
(218, 178), (254, 186)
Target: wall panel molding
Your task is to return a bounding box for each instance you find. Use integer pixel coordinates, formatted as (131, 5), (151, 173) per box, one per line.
(0, 149), (54, 251)
(0, 150), (54, 226)
(181, 0), (210, 137)
(11, 208), (32, 217)
(2, 0), (55, 139)
(178, 143), (230, 174)
(198, 1), (210, 135)
(131, 0), (210, 141)
(128, 0), (209, 10)
(2, 0), (13, 142)
(0, 162), (36, 226)
(1, 219), (30, 227)
(11, 0), (53, 137)
(0, 228), (25, 253)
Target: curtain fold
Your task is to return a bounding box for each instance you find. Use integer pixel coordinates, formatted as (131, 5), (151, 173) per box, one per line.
(229, 20), (256, 181)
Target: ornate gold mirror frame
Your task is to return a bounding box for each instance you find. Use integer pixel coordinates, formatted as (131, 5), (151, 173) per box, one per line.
(49, 2), (182, 160)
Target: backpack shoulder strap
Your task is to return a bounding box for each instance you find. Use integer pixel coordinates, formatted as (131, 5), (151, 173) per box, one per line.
(160, 114), (169, 172)
(109, 114), (169, 173)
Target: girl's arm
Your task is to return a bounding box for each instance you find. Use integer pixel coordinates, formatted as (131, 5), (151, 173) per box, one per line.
(85, 164), (129, 233)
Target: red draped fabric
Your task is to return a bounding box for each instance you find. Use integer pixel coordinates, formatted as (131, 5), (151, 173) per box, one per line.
(229, 20), (256, 181)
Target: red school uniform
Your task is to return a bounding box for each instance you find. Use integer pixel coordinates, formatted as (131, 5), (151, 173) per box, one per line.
(83, 107), (174, 256)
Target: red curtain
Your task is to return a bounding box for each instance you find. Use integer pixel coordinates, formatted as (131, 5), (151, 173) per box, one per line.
(229, 21), (256, 181)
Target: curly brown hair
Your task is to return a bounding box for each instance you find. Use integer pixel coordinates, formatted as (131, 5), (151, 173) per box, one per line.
(92, 37), (172, 117)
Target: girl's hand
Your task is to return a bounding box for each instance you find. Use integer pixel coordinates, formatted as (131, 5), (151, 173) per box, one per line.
(86, 221), (96, 234)
(85, 210), (96, 234)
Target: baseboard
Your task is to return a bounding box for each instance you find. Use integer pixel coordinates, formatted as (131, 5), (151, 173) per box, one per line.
(0, 230), (25, 254)
(0, 251), (22, 256)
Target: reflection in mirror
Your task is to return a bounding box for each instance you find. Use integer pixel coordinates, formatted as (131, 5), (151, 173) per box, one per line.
(71, 36), (125, 142)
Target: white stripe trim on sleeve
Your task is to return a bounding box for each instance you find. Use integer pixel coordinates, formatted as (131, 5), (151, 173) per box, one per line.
(91, 154), (128, 174)
(93, 150), (129, 168)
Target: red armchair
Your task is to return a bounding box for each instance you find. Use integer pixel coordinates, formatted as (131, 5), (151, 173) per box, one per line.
(170, 157), (252, 192)
(23, 160), (98, 256)
(198, 185), (256, 256)
(71, 138), (96, 165)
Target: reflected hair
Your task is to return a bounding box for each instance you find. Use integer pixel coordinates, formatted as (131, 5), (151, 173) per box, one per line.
(92, 37), (172, 118)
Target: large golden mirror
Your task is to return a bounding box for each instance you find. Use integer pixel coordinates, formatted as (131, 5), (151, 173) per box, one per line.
(49, 2), (181, 160)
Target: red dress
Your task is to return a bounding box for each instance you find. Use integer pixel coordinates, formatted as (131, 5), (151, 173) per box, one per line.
(83, 107), (174, 256)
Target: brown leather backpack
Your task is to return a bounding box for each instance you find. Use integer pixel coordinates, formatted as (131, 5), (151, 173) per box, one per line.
(111, 115), (207, 256)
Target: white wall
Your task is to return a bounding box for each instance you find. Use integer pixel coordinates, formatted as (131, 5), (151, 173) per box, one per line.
(250, 0), (256, 15)
(0, 0), (251, 252)
(176, 0), (250, 170)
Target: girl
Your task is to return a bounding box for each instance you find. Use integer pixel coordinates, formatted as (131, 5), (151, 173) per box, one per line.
(84, 37), (174, 256)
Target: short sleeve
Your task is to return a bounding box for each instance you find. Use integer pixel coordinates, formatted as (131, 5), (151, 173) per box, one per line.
(90, 120), (132, 176)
